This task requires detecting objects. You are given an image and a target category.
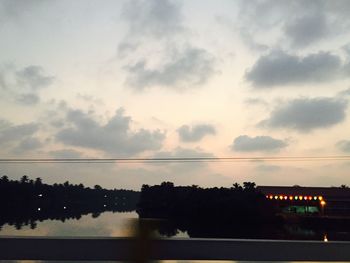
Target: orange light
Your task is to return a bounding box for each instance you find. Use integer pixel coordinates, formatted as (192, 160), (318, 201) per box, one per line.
(308, 196), (312, 200)
(269, 195), (273, 199)
(299, 196), (303, 200)
(318, 196), (323, 201)
(279, 195), (283, 200)
(289, 196), (293, 200)
(324, 234), (328, 242)
(320, 200), (326, 206)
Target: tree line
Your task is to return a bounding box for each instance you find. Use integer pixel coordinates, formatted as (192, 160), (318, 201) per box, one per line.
(0, 175), (140, 230)
(137, 181), (278, 223)
(136, 181), (282, 238)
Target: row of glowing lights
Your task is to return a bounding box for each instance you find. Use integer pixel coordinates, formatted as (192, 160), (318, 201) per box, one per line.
(266, 195), (323, 201)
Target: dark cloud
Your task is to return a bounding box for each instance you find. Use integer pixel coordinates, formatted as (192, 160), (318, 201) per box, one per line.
(121, 0), (183, 38)
(231, 135), (288, 152)
(284, 13), (329, 47)
(16, 65), (54, 90)
(0, 64), (53, 106)
(237, 1), (350, 49)
(125, 46), (215, 90)
(56, 108), (165, 156)
(14, 137), (42, 152)
(177, 124), (216, 142)
(0, 122), (39, 144)
(16, 93), (40, 105)
(246, 50), (343, 87)
(0, 121), (41, 154)
(260, 97), (347, 132)
(336, 140), (350, 153)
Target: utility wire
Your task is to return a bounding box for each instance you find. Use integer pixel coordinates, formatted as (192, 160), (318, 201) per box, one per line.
(0, 156), (350, 164)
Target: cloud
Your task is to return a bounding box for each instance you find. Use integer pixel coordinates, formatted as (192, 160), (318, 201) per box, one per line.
(245, 50), (344, 87)
(0, 64), (53, 105)
(0, 0), (45, 24)
(338, 88), (350, 96)
(16, 93), (40, 105)
(336, 140), (350, 153)
(237, 1), (350, 49)
(125, 46), (215, 90)
(14, 137), (42, 152)
(16, 65), (54, 90)
(177, 124), (216, 142)
(231, 135), (288, 152)
(0, 121), (42, 154)
(0, 122), (39, 144)
(49, 149), (83, 159)
(56, 108), (165, 156)
(119, 0), (216, 91)
(284, 13), (329, 47)
(121, 0), (183, 39)
(260, 97), (347, 132)
(244, 98), (268, 107)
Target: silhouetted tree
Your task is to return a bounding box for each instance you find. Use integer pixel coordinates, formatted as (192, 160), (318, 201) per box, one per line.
(20, 175), (29, 184)
(94, 185), (102, 190)
(243, 182), (256, 192)
(35, 177), (42, 186)
(1, 175), (9, 182)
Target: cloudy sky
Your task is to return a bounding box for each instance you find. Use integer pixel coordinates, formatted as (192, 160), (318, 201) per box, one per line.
(1, 0), (350, 189)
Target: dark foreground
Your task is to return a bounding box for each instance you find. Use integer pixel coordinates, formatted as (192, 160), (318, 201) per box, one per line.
(2, 236), (350, 261)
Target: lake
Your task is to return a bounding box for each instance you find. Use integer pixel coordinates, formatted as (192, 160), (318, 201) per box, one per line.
(2, 210), (350, 242)
(0, 211), (187, 238)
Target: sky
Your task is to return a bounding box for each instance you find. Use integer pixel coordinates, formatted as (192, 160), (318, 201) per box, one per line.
(1, 0), (350, 190)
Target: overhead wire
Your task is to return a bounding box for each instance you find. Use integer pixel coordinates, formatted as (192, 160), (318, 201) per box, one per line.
(0, 156), (350, 164)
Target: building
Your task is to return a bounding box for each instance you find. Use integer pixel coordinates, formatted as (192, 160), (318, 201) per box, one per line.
(257, 186), (350, 216)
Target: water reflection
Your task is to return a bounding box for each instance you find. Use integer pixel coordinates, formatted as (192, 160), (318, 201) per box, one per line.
(3, 210), (350, 241)
(0, 211), (138, 237)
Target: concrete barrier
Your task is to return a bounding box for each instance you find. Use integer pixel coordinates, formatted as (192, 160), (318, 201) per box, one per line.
(1, 236), (350, 261)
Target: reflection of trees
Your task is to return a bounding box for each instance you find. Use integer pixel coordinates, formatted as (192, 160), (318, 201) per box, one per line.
(0, 176), (140, 230)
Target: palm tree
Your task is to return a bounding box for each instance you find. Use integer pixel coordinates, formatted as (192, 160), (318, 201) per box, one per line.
(35, 177), (42, 186)
(1, 175), (9, 182)
(243, 182), (256, 191)
(20, 175), (29, 184)
(232, 183), (242, 191)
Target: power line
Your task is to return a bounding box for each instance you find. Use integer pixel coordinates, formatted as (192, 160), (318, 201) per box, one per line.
(0, 156), (350, 164)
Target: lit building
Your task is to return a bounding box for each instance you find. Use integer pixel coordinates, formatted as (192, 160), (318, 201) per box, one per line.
(257, 186), (350, 216)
